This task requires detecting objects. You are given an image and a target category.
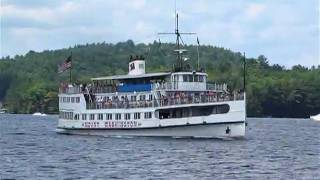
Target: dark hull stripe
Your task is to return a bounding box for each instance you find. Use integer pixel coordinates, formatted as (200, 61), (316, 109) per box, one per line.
(57, 121), (245, 130)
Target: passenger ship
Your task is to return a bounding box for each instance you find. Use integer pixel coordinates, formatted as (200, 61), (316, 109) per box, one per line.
(56, 14), (246, 138)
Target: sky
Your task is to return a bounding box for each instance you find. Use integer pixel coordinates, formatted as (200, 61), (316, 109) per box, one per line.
(1, 0), (319, 68)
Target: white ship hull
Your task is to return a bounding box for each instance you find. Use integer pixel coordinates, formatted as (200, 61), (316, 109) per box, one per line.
(57, 100), (246, 138)
(56, 121), (245, 139)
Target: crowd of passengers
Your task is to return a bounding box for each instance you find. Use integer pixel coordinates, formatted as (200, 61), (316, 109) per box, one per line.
(88, 95), (153, 109)
(59, 82), (117, 94)
(159, 92), (231, 106)
(60, 82), (244, 109)
(60, 79), (171, 94)
(86, 91), (240, 109)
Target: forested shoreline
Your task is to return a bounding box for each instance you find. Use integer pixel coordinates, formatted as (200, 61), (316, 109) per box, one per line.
(0, 40), (319, 117)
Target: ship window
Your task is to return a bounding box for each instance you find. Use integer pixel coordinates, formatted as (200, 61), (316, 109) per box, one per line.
(134, 112), (140, 119)
(194, 75), (199, 82)
(149, 94), (153, 101)
(157, 104), (230, 119)
(183, 75), (188, 82)
(65, 112), (73, 120)
(90, 114), (95, 120)
(74, 114), (79, 120)
(131, 96), (136, 101)
(159, 109), (170, 119)
(139, 63), (144, 69)
(76, 97), (80, 103)
(71, 97), (75, 103)
(82, 114), (87, 120)
(98, 113), (103, 120)
(199, 75), (204, 82)
(217, 104), (230, 114)
(144, 112), (152, 119)
(140, 95), (146, 101)
(125, 113), (131, 120)
(130, 62), (135, 70)
(106, 113), (112, 120)
(115, 113), (121, 120)
(67, 97), (70, 102)
(188, 75), (193, 82)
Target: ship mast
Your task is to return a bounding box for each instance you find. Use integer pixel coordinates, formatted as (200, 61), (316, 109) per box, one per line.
(158, 12), (196, 72)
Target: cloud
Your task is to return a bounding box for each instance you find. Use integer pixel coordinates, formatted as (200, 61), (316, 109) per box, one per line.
(0, 0), (319, 67)
(245, 3), (266, 20)
(126, 0), (146, 10)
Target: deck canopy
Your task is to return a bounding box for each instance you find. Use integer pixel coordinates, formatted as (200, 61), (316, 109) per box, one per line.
(91, 72), (171, 81)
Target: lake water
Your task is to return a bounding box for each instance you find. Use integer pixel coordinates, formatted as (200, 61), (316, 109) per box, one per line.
(0, 114), (319, 179)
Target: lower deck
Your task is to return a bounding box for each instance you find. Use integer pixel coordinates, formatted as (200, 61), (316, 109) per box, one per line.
(57, 100), (245, 138)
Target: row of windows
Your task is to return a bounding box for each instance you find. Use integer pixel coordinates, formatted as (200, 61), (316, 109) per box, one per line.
(60, 112), (153, 120)
(60, 97), (80, 103)
(83, 112), (149, 120)
(182, 75), (205, 82)
(59, 112), (74, 120)
(157, 104), (230, 119)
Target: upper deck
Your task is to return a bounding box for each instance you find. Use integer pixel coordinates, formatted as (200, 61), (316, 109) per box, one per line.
(58, 56), (244, 110)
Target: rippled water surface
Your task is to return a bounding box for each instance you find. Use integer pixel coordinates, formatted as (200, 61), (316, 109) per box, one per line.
(0, 114), (319, 179)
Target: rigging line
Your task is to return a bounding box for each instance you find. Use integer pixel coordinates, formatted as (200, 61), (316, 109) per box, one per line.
(158, 33), (176, 35)
(179, 33), (197, 35)
(179, 36), (185, 46)
(158, 32), (196, 35)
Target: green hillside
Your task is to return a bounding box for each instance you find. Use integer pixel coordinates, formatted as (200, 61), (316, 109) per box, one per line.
(0, 40), (319, 117)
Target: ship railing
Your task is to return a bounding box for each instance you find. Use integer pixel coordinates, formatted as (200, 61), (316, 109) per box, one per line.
(152, 82), (172, 90)
(87, 100), (154, 109)
(86, 92), (244, 109)
(206, 83), (228, 91)
(91, 86), (117, 94)
(59, 84), (117, 94)
(152, 82), (227, 91)
(59, 85), (82, 94)
(60, 82), (229, 94)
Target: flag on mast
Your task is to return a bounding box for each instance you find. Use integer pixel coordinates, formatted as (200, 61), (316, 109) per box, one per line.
(58, 55), (72, 73)
(197, 37), (200, 46)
